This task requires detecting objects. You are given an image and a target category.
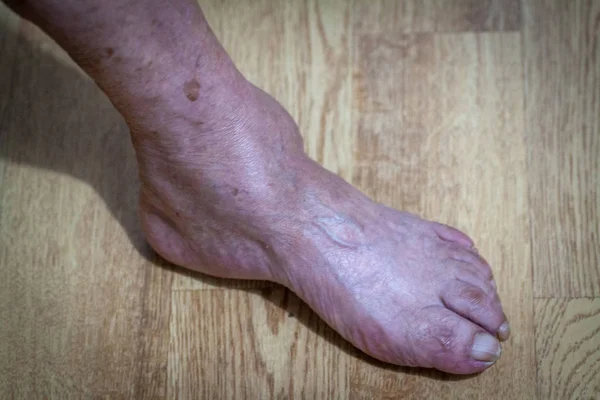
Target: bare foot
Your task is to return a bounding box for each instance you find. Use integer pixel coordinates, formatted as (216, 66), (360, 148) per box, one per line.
(135, 80), (509, 375)
(9, 0), (508, 377)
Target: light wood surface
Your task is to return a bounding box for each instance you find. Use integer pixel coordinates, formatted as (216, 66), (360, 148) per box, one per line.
(0, 0), (598, 398)
(523, 0), (600, 298)
(535, 299), (600, 399)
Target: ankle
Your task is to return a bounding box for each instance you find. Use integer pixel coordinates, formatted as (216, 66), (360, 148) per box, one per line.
(130, 78), (309, 198)
(115, 57), (248, 135)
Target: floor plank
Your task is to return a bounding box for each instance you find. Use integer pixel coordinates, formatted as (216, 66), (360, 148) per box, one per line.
(354, 0), (521, 34)
(523, 0), (600, 297)
(0, 17), (172, 398)
(535, 298), (600, 399)
(350, 31), (535, 398)
(168, 289), (349, 399)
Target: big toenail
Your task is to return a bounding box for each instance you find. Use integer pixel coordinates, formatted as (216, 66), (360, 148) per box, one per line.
(497, 321), (510, 341)
(471, 333), (501, 362)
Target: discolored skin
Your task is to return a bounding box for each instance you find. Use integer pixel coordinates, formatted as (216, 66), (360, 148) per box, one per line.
(10, 0), (510, 375)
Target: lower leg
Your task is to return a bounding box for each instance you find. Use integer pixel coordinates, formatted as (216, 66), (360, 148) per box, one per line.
(10, 0), (510, 374)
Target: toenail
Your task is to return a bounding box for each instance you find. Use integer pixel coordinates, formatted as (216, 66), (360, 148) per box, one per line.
(471, 333), (501, 362)
(497, 321), (510, 341)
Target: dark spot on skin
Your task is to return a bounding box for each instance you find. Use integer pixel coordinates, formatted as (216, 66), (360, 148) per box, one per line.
(183, 78), (200, 102)
(258, 240), (269, 250)
(231, 188), (239, 196)
(105, 48), (114, 59)
(175, 212), (180, 217)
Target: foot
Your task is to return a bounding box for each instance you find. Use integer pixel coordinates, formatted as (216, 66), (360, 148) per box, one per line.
(133, 79), (509, 375)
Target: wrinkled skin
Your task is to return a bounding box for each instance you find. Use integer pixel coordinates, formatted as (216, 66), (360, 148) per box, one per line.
(138, 83), (509, 375)
(11, 0), (509, 375)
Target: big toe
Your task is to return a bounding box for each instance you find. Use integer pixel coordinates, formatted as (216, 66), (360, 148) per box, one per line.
(410, 307), (503, 374)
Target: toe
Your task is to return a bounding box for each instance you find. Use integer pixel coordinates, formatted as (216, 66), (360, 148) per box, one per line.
(449, 258), (495, 292)
(447, 245), (495, 282)
(433, 222), (474, 248)
(440, 280), (508, 341)
(414, 307), (502, 374)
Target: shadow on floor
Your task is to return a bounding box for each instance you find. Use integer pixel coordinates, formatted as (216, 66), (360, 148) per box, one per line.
(0, 18), (475, 382)
(0, 17), (153, 258)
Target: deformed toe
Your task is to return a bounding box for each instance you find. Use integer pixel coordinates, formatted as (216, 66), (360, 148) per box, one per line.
(441, 280), (507, 338)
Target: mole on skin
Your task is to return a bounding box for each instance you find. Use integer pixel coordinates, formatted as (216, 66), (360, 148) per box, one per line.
(183, 78), (200, 102)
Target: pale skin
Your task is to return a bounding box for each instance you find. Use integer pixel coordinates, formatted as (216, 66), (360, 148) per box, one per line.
(7, 0), (510, 374)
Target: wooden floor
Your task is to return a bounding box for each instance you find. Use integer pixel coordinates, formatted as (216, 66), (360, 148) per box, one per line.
(1, 0), (599, 398)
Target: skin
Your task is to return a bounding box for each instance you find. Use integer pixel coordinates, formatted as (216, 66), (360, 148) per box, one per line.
(8, 0), (510, 374)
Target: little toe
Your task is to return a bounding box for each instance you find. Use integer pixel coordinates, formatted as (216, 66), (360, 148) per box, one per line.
(441, 280), (508, 341)
(433, 222), (475, 248)
(415, 307), (503, 374)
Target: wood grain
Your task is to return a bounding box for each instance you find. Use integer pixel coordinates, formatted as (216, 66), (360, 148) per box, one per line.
(168, 288), (349, 399)
(0, 12), (172, 398)
(350, 31), (535, 398)
(354, 0), (521, 34)
(535, 299), (600, 399)
(523, 0), (600, 297)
